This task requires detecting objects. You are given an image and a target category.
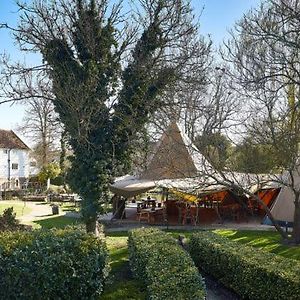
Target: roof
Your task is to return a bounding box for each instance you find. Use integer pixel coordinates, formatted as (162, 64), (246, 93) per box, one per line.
(140, 122), (213, 180)
(0, 130), (30, 150)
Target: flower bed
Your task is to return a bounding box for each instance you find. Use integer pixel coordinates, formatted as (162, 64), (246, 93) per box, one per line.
(0, 228), (109, 299)
(189, 231), (300, 300)
(128, 228), (205, 300)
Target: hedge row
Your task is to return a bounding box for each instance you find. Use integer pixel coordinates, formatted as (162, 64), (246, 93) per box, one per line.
(0, 229), (110, 299)
(189, 231), (300, 300)
(128, 228), (205, 300)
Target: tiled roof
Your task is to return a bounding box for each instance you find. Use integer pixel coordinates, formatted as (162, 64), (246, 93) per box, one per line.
(0, 130), (29, 150)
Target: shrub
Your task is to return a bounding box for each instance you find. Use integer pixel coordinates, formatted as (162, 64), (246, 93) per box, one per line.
(128, 228), (205, 300)
(0, 207), (28, 231)
(189, 231), (300, 300)
(0, 228), (109, 299)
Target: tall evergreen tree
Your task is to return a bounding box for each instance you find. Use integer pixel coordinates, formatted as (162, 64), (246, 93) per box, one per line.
(2, 0), (210, 233)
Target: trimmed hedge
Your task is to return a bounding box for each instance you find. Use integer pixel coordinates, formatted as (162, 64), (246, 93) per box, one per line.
(189, 231), (300, 300)
(128, 228), (205, 300)
(0, 229), (109, 299)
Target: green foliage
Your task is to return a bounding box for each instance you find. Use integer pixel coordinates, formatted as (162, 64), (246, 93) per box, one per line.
(0, 229), (109, 299)
(50, 175), (65, 186)
(38, 162), (61, 183)
(229, 137), (278, 173)
(189, 231), (300, 300)
(128, 228), (205, 300)
(194, 132), (232, 168)
(0, 207), (27, 231)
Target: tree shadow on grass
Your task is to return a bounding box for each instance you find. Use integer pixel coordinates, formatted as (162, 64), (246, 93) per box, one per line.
(214, 229), (300, 261)
(102, 235), (146, 300)
(34, 215), (82, 229)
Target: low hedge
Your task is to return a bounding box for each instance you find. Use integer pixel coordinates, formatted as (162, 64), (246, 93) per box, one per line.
(189, 231), (300, 300)
(128, 228), (205, 300)
(0, 228), (109, 299)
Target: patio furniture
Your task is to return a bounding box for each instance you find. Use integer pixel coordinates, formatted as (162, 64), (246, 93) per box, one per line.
(181, 203), (197, 226)
(23, 195), (47, 202)
(142, 198), (157, 208)
(138, 207), (164, 223)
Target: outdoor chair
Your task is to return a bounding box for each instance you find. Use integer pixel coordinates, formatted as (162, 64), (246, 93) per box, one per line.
(182, 204), (197, 226)
(138, 210), (151, 223)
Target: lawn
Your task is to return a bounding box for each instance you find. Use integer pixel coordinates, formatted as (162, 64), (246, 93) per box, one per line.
(33, 215), (82, 229)
(0, 201), (32, 217)
(214, 229), (300, 261)
(101, 231), (146, 300)
(154, 229), (300, 261)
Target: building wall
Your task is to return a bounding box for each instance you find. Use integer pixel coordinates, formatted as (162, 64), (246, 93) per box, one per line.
(0, 148), (37, 189)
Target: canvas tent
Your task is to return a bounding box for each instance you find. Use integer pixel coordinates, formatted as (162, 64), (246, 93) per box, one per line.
(110, 175), (156, 198)
(263, 170), (298, 224)
(110, 122), (216, 197)
(110, 122), (281, 203)
(140, 122), (213, 180)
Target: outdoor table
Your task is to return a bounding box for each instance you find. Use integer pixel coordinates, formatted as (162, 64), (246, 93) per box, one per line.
(138, 207), (163, 223)
(141, 198), (157, 208)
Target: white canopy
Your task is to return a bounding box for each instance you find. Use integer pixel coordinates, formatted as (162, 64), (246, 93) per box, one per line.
(110, 175), (156, 198)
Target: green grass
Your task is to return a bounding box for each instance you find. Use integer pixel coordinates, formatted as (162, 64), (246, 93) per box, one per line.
(101, 232), (146, 300)
(214, 229), (300, 261)
(33, 216), (82, 229)
(0, 202), (32, 217)
(57, 202), (79, 212)
(104, 229), (300, 261)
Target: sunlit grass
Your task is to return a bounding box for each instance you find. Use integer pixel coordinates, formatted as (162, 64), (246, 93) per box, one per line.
(214, 229), (300, 261)
(0, 202), (32, 217)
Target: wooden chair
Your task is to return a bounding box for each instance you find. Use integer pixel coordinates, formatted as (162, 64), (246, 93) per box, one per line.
(138, 210), (151, 223)
(182, 203), (197, 226)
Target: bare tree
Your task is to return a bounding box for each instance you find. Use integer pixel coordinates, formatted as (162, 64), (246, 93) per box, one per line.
(18, 94), (61, 168)
(210, 0), (300, 243)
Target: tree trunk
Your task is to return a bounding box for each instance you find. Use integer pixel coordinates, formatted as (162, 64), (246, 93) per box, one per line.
(86, 218), (100, 236)
(291, 197), (300, 244)
(252, 193), (288, 239)
(112, 196), (126, 219)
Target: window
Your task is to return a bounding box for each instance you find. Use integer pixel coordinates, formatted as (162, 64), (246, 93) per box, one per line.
(12, 163), (18, 170)
(30, 161), (37, 167)
(3, 149), (8, 154)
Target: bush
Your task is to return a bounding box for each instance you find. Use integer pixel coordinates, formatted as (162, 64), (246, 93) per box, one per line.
(51, 175), (65, 186)
(0, 207), (28, 231)
(0, 228), (109, 299)
(128, 228), (205, 300)
(189, 231), (300, 300)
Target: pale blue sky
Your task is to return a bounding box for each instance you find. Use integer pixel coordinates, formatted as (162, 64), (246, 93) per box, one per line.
(0, 0), (260, 137)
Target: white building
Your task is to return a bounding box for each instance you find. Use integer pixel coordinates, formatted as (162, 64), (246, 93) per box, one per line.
(0, 130), (37, 190)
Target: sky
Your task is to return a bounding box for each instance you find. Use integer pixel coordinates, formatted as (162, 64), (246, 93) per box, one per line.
(0, 0), (260, 142)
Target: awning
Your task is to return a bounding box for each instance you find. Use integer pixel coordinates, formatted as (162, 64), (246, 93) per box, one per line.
(110, 175), (156, 198)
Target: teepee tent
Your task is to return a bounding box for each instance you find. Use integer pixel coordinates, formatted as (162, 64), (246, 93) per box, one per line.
(267, 170), (299, 224)
(110, 122), (214, 197)
(140, 122), (213, 180)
